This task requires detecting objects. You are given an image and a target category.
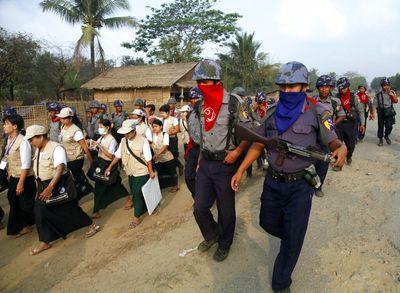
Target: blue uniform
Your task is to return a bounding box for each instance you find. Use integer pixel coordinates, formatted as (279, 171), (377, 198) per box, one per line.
(256, 98), (337, 291)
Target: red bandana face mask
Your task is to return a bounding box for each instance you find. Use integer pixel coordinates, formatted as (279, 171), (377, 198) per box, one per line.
(357, 92), (368, 104)
(341, 90), (351, 111)
(198, 84), (224, 131)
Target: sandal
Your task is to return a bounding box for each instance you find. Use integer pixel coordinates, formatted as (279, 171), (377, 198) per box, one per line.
(30, 244), (51, 256)
(128, 221), (140, 229)
(8, 227), (32, 239)
(86, 224), (101, 238)
(169, 187), (180, 193)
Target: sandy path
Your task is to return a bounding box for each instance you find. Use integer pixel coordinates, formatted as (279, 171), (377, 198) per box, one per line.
(0, 121), (399, 293)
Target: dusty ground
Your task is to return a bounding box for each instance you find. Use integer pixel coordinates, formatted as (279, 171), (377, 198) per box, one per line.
(0, 120), (400, 293)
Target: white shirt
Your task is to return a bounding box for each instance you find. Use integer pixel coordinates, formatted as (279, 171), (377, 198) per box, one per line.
(60, 128), (85, 142)
(38, 145), (67, 168)
(19, 139), (32, 169)
(144, 127), (153, 142)
(97, 135), (118, 155)
(115, 138), (152, 162)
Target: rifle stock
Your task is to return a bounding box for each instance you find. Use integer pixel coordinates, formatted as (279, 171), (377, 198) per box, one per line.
(235, 123), (331, 163)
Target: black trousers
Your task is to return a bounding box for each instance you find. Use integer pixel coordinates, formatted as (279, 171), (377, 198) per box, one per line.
(67, 159), (93, 200)
(194, 159), (238, 250)
(335, 120), (356, 159)
(184, 146), (200, 198)
(7, 176), (36, 235)
(168, 136), (183, 169)
(377, 109), (395, 139)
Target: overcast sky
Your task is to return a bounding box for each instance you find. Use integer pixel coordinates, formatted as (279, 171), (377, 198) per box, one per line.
(1, 0), (399, 82)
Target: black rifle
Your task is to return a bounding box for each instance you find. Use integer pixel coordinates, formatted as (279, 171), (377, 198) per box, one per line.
(235, 123), (332, 163)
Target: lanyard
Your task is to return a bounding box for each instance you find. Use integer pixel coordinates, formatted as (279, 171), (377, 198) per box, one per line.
(4, 134), (19, 159)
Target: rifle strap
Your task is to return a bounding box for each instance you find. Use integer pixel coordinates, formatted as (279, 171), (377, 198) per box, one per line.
(225, 94), (239, 150)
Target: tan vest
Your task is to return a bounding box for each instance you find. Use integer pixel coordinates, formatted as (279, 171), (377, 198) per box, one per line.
(152, 132), (174, 163)
(136, 123), (150, 138)
(61, 124), (84, 161)
(163, 116), (176, 137)
(33, 141), (65, 181)
(6, 134), (34, 178)
(120, 136), (149, 177)
(98, 134), (116, 161)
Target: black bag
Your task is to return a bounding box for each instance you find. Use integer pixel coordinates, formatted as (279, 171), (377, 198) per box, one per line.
(0, 140), (9, 192)
(384, 106), (396, 117)
(0, 169), (9, 192)
(36, 150), (77, 206)
(87, 157), (119, 186)
(37, 171), (77, 206)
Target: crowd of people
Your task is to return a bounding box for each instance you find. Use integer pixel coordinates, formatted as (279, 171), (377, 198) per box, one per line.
(0, 59), (398, 293)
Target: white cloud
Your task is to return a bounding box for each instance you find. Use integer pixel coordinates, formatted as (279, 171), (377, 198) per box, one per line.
(276, 0), (348, 40)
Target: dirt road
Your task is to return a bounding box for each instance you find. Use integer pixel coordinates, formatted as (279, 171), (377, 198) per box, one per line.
(0, 124), (399, 293)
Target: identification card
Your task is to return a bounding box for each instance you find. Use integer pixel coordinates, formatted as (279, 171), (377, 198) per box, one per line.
(0, 160), (7, 170)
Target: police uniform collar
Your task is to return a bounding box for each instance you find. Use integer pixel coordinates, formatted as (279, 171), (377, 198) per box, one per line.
(315, 94), (332, 103)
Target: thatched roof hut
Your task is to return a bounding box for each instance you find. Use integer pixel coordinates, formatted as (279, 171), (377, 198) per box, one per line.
(81, 62), (198, 105)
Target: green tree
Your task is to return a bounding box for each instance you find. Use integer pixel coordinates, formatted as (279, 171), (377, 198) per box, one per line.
(342, 71), (368, 92)
(40, 0), (136, 78)
(218, 32), (278, 94)
(0, 28), (40, 100)
(122, 0), (241, 63)
(120, 56), (146, 66)
(308, 68), (319, 90)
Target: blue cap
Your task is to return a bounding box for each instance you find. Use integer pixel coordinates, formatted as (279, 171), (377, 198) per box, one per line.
(275, 61), (309, 85)
(337, 77), (350, 90)
(192, 59), (222, 81)
(316, 75), (335, 88)
(188, 87), (203, 99)
(113, 99), (124, 107)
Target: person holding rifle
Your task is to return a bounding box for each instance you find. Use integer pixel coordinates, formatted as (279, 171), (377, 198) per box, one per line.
(231, 61), (347, 293)
(371, 77), (398, 146)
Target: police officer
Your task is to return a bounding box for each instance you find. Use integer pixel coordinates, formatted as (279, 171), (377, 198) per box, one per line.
(231, 61), (347, 293)
(185, 87), (203, 199)
(254, 91), (268, 123)
(371, 78), (398, 146)
(88, 100), (106, 140)
(314, 75), (346, 194)
(99, 103), (108, 115)
(335, 77), (365, 165)
(111, 99), (129, 144)
(168, 97), (178, 117)
(356, 85), (371, 142)
(133, 98), (145, 110)
(47, 102), (62, 142)
(192, 59), (251, 262)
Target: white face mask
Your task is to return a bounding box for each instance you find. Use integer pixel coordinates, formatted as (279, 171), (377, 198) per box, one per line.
(98, 127), (106, 135)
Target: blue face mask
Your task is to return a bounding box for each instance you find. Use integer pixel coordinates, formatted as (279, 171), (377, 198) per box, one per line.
(275, 91), (307, 134)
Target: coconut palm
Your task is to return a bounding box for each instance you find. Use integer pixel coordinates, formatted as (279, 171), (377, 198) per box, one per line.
(218, 32), (278, 93)
(40, 0), (136, 77)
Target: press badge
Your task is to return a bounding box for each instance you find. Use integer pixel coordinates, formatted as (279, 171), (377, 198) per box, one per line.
(0, 160), (7, 170)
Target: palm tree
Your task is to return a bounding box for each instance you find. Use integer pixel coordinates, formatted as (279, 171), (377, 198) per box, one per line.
(40, 0), (136, 78)
(219, 32), (278, 93)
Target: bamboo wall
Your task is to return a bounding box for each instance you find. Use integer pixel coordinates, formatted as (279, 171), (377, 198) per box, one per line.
(93, 87), (172, 105)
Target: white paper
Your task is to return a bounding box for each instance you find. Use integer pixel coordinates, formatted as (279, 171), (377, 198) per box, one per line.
(0, 161), (7, 170)
(141, 173), (162, 215)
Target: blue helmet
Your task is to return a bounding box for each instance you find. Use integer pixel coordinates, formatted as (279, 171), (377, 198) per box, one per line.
(2, 107), (17, 117)
(316, 75), (335, 88)
(192, 59), (223, 81)
(47, 102), (61, 112)
(245, 97), (253, 105)
(232, 87), (246, 97)
(275, 61), (309, 85)
(188, 86), (203, 99)
(100, 103), (107, 110)
(337, 77), (350, 90)
(380, 77), (390, 86)
(113, 99), (124, 107)
(255, 91), (267, 103)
